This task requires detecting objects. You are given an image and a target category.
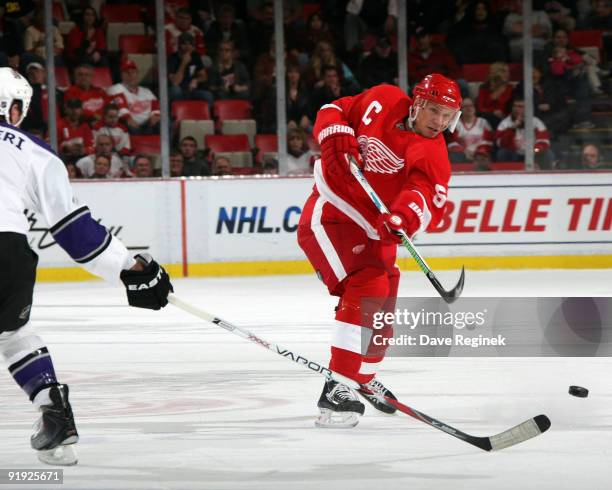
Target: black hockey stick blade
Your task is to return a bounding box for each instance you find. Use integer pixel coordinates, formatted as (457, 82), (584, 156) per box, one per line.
(361, 386), (551, 452)
(431, 266), (465, 304)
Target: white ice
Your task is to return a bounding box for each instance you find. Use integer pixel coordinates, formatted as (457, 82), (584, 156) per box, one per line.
(1, 269), (611, 490)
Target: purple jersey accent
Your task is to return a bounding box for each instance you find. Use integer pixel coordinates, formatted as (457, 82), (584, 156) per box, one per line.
(50, 206), (111, 263)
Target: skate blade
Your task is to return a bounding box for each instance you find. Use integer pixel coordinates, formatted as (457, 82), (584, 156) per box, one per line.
(37, 443), (78, 466)
(315, 408), (360, 428)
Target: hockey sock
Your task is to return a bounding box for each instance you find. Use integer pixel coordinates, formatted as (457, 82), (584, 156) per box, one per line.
(329, 267), (398, 384)
(0, 326), (59, 405)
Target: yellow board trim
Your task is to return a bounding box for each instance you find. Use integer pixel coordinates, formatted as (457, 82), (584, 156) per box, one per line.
(35, 255), (612, 282)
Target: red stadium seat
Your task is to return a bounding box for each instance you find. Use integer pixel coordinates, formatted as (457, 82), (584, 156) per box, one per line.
(213, 100), (252, 121)
(92, 67), (113, 89)
(461, 64), (491, 82)
(570, 30), (604, 51)
(508, 63), (522, 81)
(302, 3), (321, 20)
(101, 4), (144, 22)
(119, 35), (156, 54)
(54, 66), (71, 90)
(205, 134), (250, 152)
(52, 1), (65, 21)
(172, 101), (211, 121)
(254, 134), (278, 164)
(131, 135), (161, 154)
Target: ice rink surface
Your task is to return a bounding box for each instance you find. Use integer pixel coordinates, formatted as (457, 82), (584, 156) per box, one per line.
(1, 269), (611, 490)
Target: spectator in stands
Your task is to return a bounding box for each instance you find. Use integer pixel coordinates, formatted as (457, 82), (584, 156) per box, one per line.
(208, 40), (250, 101)
(22, 61), (62, 134)
(359, 36), (398, 88)
(309, 65), (358, 120)
(170, 149), (185, 177)
(286, 127), (315, 175)
(133, 154), (156, 178)
(58, 98), (94, 160)
(246, 1), (275, 57)
(0, 0), (35, 58)
(343, 0), (397, 53)
(107, 59), (161, 135)
(503, 0), (552, 61)
(547, 28), (607, 96)
(76, 133), (125, 178)
(447, 1), (509, 64)
(304, 40), (359, 92)
(92, 103), (132, 158)
(23, 8), (64, 62)
(168, 32), (214, 107)
(447, 97), (494, 164)
(580, 143), (609, 169)
(262, 158), (279, 175)
(64, 63), (109, 123)
(65, 162), (82, 179)
(66, 6), (108, 66)
(211, 155), (233, 176)
(289, 12), (335, 64)
(286, 63), (312, 132)
(580, 0), (612, 30)
(408, 27), (461, 86)
(204, 3), (249, 60)
(165, 7), (206, 57)
(180, 136), (211, 176)
(544, 2), (576, 31)
(495, 97), (555, 169)
(476, 62), (514, 129)
(514, 65), (570, 135)
(91, 154), (111, 179)
(547, 32), (595, 129)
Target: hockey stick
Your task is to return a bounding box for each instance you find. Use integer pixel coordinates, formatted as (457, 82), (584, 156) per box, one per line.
(169, 293), (550, 451)
(347, 156), (465, 304)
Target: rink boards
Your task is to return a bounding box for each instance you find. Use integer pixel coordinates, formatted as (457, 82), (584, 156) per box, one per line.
(28, 171), (612, 281)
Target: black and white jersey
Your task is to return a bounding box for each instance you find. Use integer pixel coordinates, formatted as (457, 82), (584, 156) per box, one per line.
(0, 122), (135, 282)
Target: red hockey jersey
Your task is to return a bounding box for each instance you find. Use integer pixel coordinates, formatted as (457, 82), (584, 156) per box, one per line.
(313, 84), (451, 236)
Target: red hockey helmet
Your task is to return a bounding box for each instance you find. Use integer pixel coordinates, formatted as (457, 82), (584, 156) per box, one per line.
(410, 74), (462, 133)
(413, 73), (462, 111)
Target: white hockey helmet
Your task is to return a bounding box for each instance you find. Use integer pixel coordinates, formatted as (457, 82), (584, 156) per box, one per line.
(0, 67), (33, 127)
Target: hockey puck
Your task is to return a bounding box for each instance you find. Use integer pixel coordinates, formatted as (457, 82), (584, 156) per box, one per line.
(569, 385), (589, 398)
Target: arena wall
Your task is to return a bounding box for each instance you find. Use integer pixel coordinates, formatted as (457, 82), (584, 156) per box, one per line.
(29, 172), (612, 281)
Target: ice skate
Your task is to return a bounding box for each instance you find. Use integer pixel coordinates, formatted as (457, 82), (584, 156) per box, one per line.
(358, 378), (398, 414)
(31, 385), (79, 466)
(315, 379), (365, 428)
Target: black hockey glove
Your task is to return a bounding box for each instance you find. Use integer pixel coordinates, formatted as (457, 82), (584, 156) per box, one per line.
(120, 254), (173, 310)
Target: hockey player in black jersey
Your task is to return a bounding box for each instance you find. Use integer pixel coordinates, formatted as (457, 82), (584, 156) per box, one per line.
(0, 68), (173, 465)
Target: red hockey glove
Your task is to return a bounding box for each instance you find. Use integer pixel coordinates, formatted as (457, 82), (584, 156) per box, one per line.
(319, 124), (363, 180)
(376, 211), (420, 244)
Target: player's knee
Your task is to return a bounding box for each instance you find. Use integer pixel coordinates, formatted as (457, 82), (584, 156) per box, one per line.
(336, 268), (391, 326)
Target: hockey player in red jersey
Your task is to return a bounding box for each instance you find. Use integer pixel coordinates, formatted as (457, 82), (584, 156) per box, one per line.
(297, 74), (462, 427)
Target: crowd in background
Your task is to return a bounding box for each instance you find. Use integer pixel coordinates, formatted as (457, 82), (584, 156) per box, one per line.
(0, 0), (610, 178)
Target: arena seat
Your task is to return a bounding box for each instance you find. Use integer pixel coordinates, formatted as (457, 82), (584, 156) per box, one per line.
(179, 121), (215, 149)
(107, 23), (146, 51)
(205, 134), (251, 153)
(172, 101), (211, 121)
(221, 120), (257, 147)
(119, 35), (156, 54)
(101, 4), (145, 22)
(131, 135), (161, 155)
(55, 66), (71, 90)
(254, 134), (278, 164)
(92, 67), (113, 89)
(213, 100), (252, 121)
